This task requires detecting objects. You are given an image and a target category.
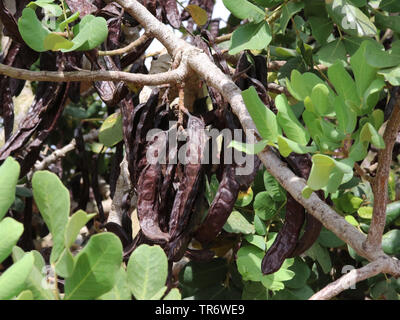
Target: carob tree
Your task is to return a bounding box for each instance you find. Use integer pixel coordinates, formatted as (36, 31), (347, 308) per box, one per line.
(1, 0), (400, 301)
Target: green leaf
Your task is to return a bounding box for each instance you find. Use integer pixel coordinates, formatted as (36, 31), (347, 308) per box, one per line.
(0, 157), (20, 220)
(375, 12), (400, 34)
(98, 268), (131, 300)
(98, 112), (123, 147)
(242, 281), (269, 300)
(242, 86), (279, 142)
(305, 242), (332, 274)
(357, 206), (373, 219)
(58, 11), (80, 32)
(263, 171), (286, 202)
(360, 122), (385, 149)
(244, 234), (266, 251)
(55, 248), (74, 278)
(12, 247), (56, 300)
(228, 140), (269, 155)
(237, 245), (264, 281)
(345, 215), (359, 226)
(379, 0), (400, 13)
(185, 4), (208, 26)
(223, 210), (255, 234)
(379, 66), (400, 86)
(364, 41), (400, 69)
(382, 230), (400, 256)
(43, 33), (74, 51)
(65, 210), (96, 248)
(326, 0), (377, 37)
(223, 0), (265, 23)
(27, 0), (63, 16)
(179, 258), (228, 290)
(318, 227), (345, 248)
(272, 286), (314, 300)
(15, 290), (33, 300)
(235, 188), (254, 207)
(315, 39), (347, 68)
(362, 78), (385, 114)
(350, 40), (379, 98)
(0, 252), (34, 300)
(18, 8), (51, 52)
(127, 244), (168, 300)
(307, 154), (336, 190)
(163, 288), (181, 300)
(64, 233), (123, 300)
(254, 191), (277, 220)
(0, 218), (23, 264)
(280, 2), (304, 33)
(328, 61), (361, 113)
(284, 258), (311, 289)
(254, 215), (267, 235)
(179, 258), (228, 291)
(229, 21), (272, 55)
(277, 135), (317, 157)
(334, 95), (357, 134)
(63, 15), (108, 52)
(275, 94), (309, 145)
(32, 171), (69, 263)
(309, 17), (333, 45)
(286, 70), (325, 102)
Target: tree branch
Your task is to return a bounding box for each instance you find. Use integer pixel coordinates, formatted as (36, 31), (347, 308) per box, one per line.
(33, 130), (99, 172)
(365, 89), (400, 252)
(98, 33), (151, 56)
(309, 259), (387, 300)
(0, 62), (188, 85)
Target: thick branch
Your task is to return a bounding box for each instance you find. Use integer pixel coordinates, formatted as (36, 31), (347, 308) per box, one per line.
(366, 90), (400, 251)
(0, 62), (188, 85)
(309, 259), (386, 300)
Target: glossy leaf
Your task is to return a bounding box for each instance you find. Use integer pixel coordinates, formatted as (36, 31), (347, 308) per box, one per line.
(64, 233), (123, 300)
(32, 171), (69, 263)
(0, 218), (23, 264)
(127, 244), (168, 300)
(223, 0), (265, 23)
(223, 210), (255, 234)
(99, 112), (123, 147)
(0, 252), (34, 300)
(18, 8), (50, 52)
(229, 21), (272, 55)
(242, 86), (279, 142)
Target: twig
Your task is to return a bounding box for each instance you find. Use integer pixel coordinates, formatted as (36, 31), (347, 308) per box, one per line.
(34, 130), (99, 171)
(309, 259), (387, 300)
(0, 62), (188, 86)
(98, 33), (150, 56)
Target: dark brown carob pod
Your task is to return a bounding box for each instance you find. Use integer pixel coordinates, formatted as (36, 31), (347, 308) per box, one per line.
(261, 193), (305, 275)
(194, 164), (240, 243)
(137, 162), (170, 242)
(286, 153), (323, 257)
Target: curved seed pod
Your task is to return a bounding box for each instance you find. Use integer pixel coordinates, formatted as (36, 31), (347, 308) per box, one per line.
(194, 164), (240, 243)
(286, 153), (323, 257)
(137, 162), (170, 242)
(261, 194), (305, 275)
(168, 115), (207, 239)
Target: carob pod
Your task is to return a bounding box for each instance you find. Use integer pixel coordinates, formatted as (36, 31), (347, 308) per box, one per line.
(168, 115), (207, 240)
(194, 164), (240, 244)
(286, 153), (323, 257)
(137, 161), (170, 243)
(261, 193), (306, 275)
